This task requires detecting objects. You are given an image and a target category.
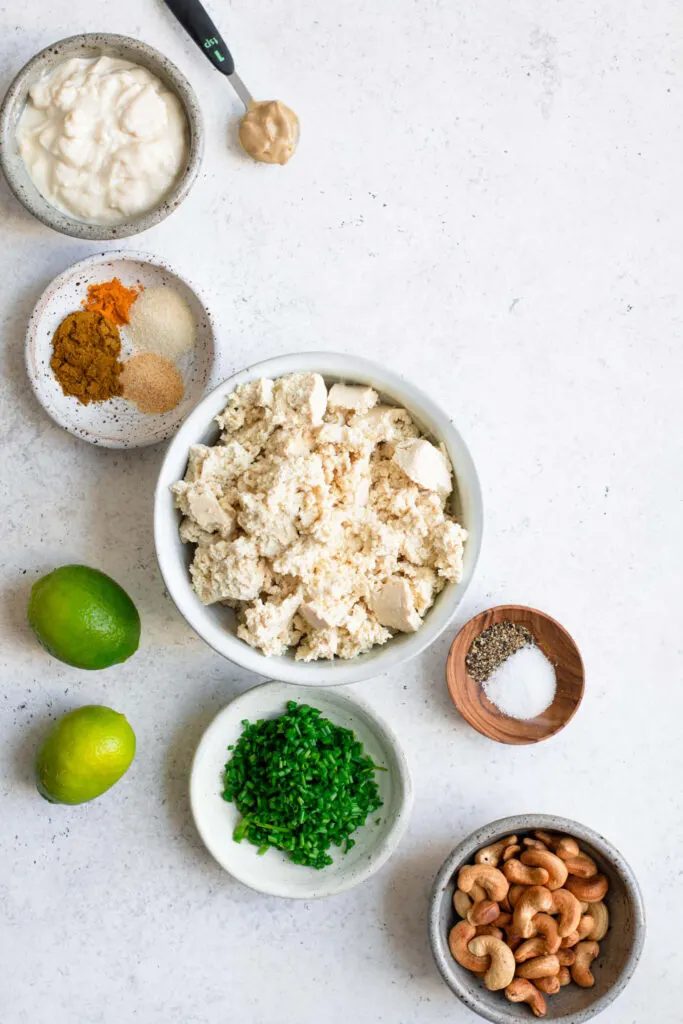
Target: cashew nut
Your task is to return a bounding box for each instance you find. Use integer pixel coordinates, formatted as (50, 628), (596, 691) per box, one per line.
(475, 835), (518, 868)
(558, 966), (571, 987)
(555, 837), (580, 860)
(577, 914), (594, 940)
(516, 954), (561, 980)
(550, 889), (582, 937)
(467, 935), (516, 991)
(502, 844), (522, 862)
(530, 913), (561, 953)
(571, 940), (600, 988)
(496, 912), (512, 928)
(562, 852), (598, 879)
(467, 900), (500, 927)
(470, 882), (487, 904)
(475, 924), (504, 939)
(508, 884), (526, 908)
(560, 931), (580, 949)
(514, 937), (547, 963)
(557, 948), (576, 967)
(503, 859), (550, 887)
(520, 849), (569, 891)
(448, 921), (490, 973)
(523, 837), (549, 851)
(505, 978), (547, 1017)
(565, 874), (609, 904)
(453, 889), (472, 919)
(535, 975), (561, 995)
(458, 864), (509, 904)
(533, 829), (556, 846)
(513, 886), (553, 939)
(583, 901), (609, 941)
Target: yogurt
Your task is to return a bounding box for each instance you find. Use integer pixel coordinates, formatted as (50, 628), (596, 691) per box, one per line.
(16, 56), (189, 225)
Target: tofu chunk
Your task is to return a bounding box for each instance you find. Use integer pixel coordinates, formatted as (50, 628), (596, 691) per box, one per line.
(392, 438), (452, 498)
(370, 577), (422, 633)
(328, 383), (378, 414)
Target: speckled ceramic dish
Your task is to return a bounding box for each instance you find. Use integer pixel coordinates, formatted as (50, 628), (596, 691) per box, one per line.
(0, 33), (203, 240)
(190, 681), (413, 898)
(26, 250), (215, 448)
(429, 814), (646, 1023)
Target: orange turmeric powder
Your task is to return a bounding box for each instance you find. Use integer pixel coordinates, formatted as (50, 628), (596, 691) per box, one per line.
(82, 277), (141, 326)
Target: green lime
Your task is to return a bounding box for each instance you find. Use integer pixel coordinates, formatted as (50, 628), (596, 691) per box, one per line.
(27, 565), (140, 670)
(35, 705), (136, 804)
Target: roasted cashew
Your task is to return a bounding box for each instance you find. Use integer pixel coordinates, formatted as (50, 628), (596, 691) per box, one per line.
(467, 900), (500, 927)
(458, 864), (509, 904)
(558, 966), (571, 987)
(509, 884), (526, 908)
(583, 901), (609, 941)
(562, 852), (598, 879)
(470, 882), (487, 904)
(571, 940), (600, 988)
(496, 912), (512, 928)
(554, 837), (580, 860)
(475, 924), (504, 939)
(453, 889), (472, 919)
(530, 913), (561, 953)
(505, 978), (547, 1017)
(448, 921), (490, 973)
(565, 874), (609, 904)
(533, 829), (556, 846)
(504, 859), (550, 887)
(523, 837), (549, 851)
(557, 948), (576, 967)
(514, 937), (547, 963)
(550, 889), (582, 937)
(520, 849), (568, 891)
(516, 954), (561, 980)
(577, 915), (594, 940)
(475, 835), (518, 868)
(502, 844), (522, 862)
(513, 886), (553, 939)
(535, 975), (560, 995)
(467, 935), (516, 991)
(560, 931), (580, 949)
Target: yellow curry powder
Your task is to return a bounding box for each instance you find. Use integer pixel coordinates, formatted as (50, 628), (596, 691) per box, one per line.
(50, 310), (124, 405)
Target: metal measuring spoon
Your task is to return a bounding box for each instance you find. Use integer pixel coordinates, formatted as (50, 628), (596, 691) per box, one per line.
(164, 0), (299, 165)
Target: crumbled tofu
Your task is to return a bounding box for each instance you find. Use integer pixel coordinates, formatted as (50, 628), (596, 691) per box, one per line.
(370, 577), (422, 633)
(393, 438), (452, 497)
(173, 372), (467, 660)
(328, 383), (378, 414)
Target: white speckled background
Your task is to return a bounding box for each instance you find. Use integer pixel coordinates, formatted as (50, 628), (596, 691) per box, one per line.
(1, 2), (680, 1022)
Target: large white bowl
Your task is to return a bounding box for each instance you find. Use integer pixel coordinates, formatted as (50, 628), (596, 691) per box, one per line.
(154, 352), (483, 684)
(190, 681), (413, 898)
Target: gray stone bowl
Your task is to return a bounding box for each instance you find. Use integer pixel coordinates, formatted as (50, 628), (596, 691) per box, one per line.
(0, 33), (204, 240)
(429, 814), (645, 1023)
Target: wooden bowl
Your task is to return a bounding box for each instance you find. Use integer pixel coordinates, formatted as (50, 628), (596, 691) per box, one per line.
(446, 605), (584, 744)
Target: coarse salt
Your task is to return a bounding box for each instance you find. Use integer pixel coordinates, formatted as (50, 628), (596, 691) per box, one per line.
(482, 644), (557, 720)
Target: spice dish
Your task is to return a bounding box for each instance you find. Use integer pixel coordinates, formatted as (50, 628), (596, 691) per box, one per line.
(26, 250), (214, 448)
(429, 814), (645, 1023)
(155, 351), (483, 685)
(190, 680), (413, 898)
(0, 34), (203, 240)
(446, 606), (584, 745)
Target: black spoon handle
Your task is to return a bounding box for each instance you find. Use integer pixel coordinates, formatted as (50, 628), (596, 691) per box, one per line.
(164, 0), (235, 76)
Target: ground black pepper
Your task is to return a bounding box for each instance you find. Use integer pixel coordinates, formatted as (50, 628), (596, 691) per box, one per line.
(466, 621), (534, 683)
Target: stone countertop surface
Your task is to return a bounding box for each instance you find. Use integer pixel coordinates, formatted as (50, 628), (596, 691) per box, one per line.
(1, 2), (680, 1022)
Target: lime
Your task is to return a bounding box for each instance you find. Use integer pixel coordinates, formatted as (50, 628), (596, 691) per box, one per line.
(27, 565), (140, 670)
(35, 705), (136, 805)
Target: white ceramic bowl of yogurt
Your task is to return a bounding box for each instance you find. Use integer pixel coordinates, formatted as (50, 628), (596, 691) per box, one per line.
(154, 352), (483, 685)
(0, 34), (203, 240)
